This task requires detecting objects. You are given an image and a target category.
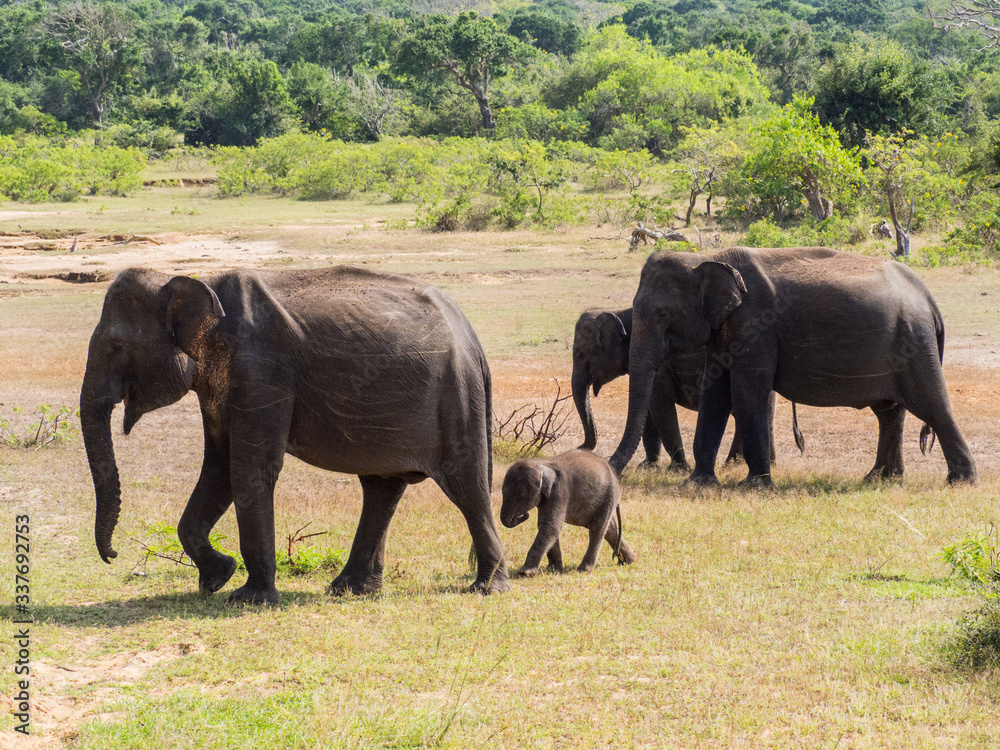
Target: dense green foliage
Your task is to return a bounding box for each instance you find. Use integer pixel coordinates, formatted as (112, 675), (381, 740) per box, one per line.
(3, 1), (1000, 260)
(0, 132), (145, 201)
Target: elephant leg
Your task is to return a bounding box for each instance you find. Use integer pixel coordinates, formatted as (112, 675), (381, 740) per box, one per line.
(177, 434), (237, 595)
(729, 391), (775, 464)
(520, 513), (564, 577)
(546, 539), (564, 573)
(730, 371), (774, 488)
(579, 497), (616, 573)
(434, 465), (511, 593)
(690, 367), (732, 485)
(865, 402), (906, 482)
(648, 395), (687, 471)
(329, 475), (407, 596)
(900, 365), (977, 483)
(603, 512), (635, 565)
(226, 399), (293, 605)
(640, 412), (663, 466)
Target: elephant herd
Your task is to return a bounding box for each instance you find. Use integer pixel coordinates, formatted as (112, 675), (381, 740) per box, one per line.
(81, 247), (977, 603)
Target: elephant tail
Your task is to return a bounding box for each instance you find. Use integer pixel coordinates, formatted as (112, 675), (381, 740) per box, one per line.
(920, 304), (946, 455)
(920, 424), (937, 455)
(482, 352), (493, 491)
(613, 501), (624, 564)
(792, 401), (805, 455)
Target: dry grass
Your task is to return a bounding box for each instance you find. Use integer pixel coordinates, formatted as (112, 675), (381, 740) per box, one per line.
(1, 191), (999, 748)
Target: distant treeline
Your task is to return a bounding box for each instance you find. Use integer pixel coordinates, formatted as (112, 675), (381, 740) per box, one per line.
(1, 0), (998, 150)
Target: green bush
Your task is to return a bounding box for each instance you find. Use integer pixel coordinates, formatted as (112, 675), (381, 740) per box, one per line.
(941, 193), (1000, 260)
(942, 529), (1000, 669)
(0, 133), (145, 202)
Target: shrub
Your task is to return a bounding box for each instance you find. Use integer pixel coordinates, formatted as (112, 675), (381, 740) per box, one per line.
(0, 133), (145, 202)
(942, 528), (1000, 669)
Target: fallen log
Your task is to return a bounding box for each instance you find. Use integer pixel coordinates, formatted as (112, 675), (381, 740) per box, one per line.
(628, 222), (689, 251)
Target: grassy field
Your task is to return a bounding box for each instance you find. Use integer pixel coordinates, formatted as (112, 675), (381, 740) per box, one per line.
(1, 190), (999, 749)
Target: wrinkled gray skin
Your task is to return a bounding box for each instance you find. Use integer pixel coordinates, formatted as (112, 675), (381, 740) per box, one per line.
(609, 247), (977, 487)
(500, 449), (634, 576)
(572, 308), (776, 470)
(81, 267), (510, 604)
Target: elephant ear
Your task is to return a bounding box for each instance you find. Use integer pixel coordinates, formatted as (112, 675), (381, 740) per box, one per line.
(696, 261), (747, 329)
(595, 311), (629, 368)
(158, 276), (226, 358)
(538, 464), (557, 502)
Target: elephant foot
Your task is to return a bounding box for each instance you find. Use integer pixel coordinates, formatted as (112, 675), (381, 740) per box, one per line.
(226, 583), (280, 606)
(516, 565), (540, 578)
(615, 546), (636, 565)
(737, 474), (775, 491)
(666, 460), (689, 474)
(328, 571), (383, 596)
(947, 467), (978, 485)
(723, 452), (745, 466)
(864, 465), (904, 483)
(198, 555), (238, 595)
(685, 471), (719, 487)
(546, 562), (564, 574)
(577, 561), (596, 573)
(638, 459), (660, 470)
(470, 572), (511, 593)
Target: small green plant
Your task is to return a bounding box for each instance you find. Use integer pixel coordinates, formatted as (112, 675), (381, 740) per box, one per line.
(943, 528), (1000, 595)
(135, 521), (345, 579)
(134, 522), (241, 574)
(942, 526), (1000, 669)
(277, 523), (345, 576)
(0, 404), (79, 448)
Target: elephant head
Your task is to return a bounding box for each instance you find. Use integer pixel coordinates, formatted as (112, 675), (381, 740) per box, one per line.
(500, 461), (557, 528)
(81, 269), (224, 563)
(609, 253), (746, 473)
(571, 310), (630, 450)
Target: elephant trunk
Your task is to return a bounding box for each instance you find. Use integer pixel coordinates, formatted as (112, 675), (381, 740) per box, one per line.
(609, 321), (661, 475)
(572, 367), (598, 450)
(81, 374), (122, 564)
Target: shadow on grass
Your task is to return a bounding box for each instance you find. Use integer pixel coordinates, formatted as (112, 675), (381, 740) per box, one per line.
(5, 589), (330, 627)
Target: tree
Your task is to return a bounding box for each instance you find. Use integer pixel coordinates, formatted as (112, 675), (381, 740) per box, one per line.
(811, 38), (950, 147)
(930, 1), (1000, 47)
(865, 131), (915, 257)
(508, 10), (581, 56)
(709, 8), (815, 104)
(574, 27), (769, 153)
(737, 96), (862, 221)
(673, 125), (744, 225)
(188, 54), (296, 146)
(285, 61), (357, 139)
(814, 0), (888, 31)
(344, 71), (406, 141)
(45, 2), (142, 127)
(395, 12), (532, 131)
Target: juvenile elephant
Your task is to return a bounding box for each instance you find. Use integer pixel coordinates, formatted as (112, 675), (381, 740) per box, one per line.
(572, 308), (779, 469)
(609, 247), (977, 486)
(500, 449), (634, 576)
(81, 267), (510, 604)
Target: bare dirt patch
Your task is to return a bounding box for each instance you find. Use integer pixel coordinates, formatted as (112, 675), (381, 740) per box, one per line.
(0, 232), (289, 283)
(10, 643), (205, 748)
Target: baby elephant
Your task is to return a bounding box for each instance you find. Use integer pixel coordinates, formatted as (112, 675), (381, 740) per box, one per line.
(501, 449), (635, 576)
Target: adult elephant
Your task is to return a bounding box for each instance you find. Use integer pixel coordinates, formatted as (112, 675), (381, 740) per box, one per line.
(571, 308), (778, 470)
(608, 247), (977, 486)
(81, 267), (510, 604)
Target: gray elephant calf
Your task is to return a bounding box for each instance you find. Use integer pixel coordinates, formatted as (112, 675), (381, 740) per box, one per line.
(501, 449), (635, 576)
